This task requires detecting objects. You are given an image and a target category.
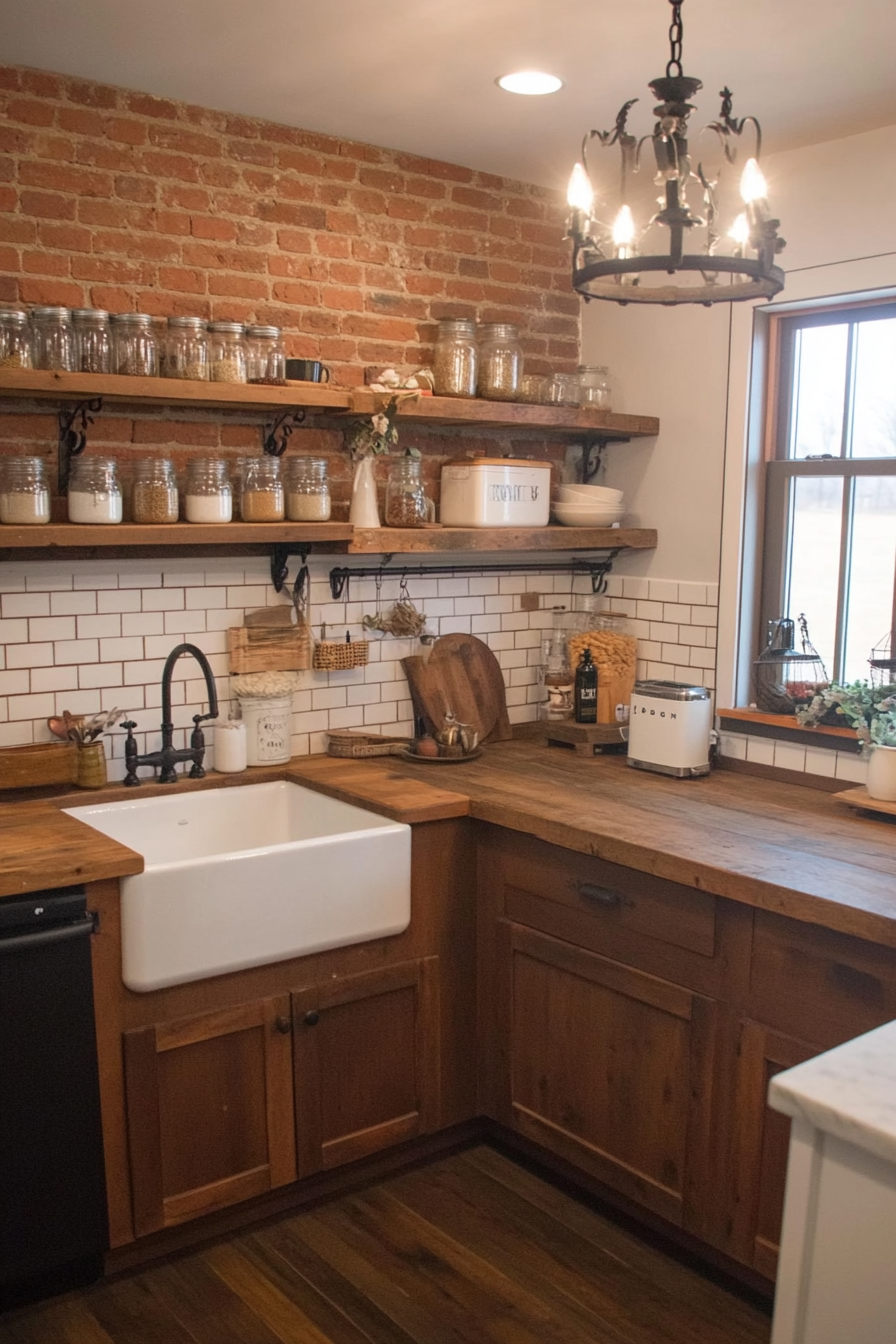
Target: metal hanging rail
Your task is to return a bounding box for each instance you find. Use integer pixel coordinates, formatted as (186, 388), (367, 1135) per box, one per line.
(328, 551), (621, 600)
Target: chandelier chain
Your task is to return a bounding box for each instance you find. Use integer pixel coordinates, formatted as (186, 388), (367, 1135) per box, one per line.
(666, 0), (684, 78)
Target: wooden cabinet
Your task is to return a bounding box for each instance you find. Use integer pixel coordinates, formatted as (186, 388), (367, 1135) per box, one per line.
(122, 994), (297, 1237)
(291, 957), (440, 1177)
(495, 921), (716, 1227)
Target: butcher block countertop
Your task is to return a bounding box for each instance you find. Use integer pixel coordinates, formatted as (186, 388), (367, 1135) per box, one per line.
(3, 740), (896, 947)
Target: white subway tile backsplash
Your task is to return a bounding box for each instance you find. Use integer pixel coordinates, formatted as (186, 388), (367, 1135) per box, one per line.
(439, 616), (473, 635)
(3, 593), (50, 619)
(636, 600), (664, 620)
(30, 616), (76, 642)
(0, 670), (31, 695)
(98, 590), (142, 614)
(142, 589), (185, 612)
(79, 663), (124, 690)
(622, 577), (650, 599)
(55, 639), (99, 664)
(50, 592), (97, 617)
(100, 637), (145, 663)
(6, 643), (53, 669)
(678, 582), (708, 605)
(77, 614), (122, 640)
(7, 692), (56, 720)
(121, 613), (164, 638)
(746, 737), (776, 766)
(25, 573), (71, 592)
(663, 603), (692, 624)
(648, 579), (678, 602)
(31, 665), (79, 693)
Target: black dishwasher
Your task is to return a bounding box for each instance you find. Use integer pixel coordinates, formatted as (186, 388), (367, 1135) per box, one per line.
(0, 885), (108, 1310)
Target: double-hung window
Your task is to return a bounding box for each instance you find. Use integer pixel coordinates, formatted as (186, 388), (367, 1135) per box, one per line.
(760, 301), (896, 683)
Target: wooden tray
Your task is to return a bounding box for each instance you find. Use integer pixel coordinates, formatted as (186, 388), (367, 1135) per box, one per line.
(327, 730), (411, 758)
(833, 786), (896, 820)
(0, 741), (78, 789)
(228, 623), (311, 673)
(399, 747), (483, 765)
(543, 721), (629, 757)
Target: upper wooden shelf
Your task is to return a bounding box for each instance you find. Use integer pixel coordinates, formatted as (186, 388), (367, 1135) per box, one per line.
(0, 372), (660, 440)
(348, 526), (657, 554)
(0, 369), (350, 413)
(348, 391), (659, 439)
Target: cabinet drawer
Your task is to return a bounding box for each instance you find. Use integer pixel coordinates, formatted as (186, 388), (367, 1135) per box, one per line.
(751, 911), (896, 1048)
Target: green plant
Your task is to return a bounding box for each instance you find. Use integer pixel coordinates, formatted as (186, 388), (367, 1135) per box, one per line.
(796, 680), (896, 749)
(344, 391), (420, 461)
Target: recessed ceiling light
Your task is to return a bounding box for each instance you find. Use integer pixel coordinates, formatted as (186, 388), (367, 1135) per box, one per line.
(497, 71), (563, 96)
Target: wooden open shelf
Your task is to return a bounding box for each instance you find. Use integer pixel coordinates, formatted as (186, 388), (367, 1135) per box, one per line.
(0, 368), (350, 413)
(348, 391), (659, 439)
(0, 521), (353, 552)
(0, 371), (660, 441)
(348, 526), (657, 554)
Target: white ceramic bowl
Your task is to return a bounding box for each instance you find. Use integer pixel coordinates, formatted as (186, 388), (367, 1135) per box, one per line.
(557, 484), (624, 503)
(553, 502), (625, 527)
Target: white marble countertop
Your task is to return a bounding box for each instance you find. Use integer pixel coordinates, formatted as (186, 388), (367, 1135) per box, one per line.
(769, 1019), (896, 1166)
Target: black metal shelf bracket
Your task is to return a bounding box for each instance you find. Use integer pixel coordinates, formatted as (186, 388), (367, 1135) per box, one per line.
(580, 433), (631, 483)
(328, 550), (621, 601)
(271, 544), (311, 594)
(58, 397), (103, 492)
(263, 408), (306, 456)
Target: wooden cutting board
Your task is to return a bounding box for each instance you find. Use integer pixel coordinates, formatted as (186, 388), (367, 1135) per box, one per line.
(402, 633), (512, 744)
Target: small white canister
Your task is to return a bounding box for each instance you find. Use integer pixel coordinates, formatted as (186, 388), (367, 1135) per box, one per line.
(440, 457), (551, 527)
(237, 693), (292, 765)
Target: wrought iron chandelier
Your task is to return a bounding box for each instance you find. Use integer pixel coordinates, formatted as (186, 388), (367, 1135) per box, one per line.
(567, 0), (785, 306)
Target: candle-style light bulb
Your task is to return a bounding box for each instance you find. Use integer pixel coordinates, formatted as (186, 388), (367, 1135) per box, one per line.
(567, 162), (594, 214)
(612, 204), (635, 249)
(740, 158), (767, 205)
(729, 212), (750, 246)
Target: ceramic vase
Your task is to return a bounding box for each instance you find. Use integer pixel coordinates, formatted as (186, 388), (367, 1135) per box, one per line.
(349, 455), (381, 528)
(866, 744), (896, 801)
(76, 741), (107, 790)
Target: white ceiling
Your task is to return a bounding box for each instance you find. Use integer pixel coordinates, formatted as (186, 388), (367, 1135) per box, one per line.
(1, 0), (894, 191)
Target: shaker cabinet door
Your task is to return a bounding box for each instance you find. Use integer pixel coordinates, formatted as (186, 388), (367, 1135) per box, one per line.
(122, 995), (297, 1238)
(497, 921), (715, 1228)
(292, 957), (440, 1179)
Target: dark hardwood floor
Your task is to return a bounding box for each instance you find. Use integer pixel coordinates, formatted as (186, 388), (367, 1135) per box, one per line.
(0, 1145), (771, 1344)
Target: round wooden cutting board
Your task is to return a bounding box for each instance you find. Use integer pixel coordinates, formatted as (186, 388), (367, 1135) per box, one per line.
(401, 633), (512, 744)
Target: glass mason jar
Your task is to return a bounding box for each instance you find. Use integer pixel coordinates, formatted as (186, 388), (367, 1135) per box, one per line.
(0, 456), (51, 526)
(164, 316), (209, 381)
(0, 309), (33, 371)
(518, 373), (547, 404)
(433, 318), (478, 398)
(577, 365), (613, 409)
(208, 321), (247, 383)
(245, 325), (286, 385)
(111, 313), (158, 377)
(67, 458), (123, 525)
(132, 458), (179, 524)
(477, 322), (522, 401)
(72, 309), (111, 374)
(241, 456), (284, 522)
(181, 462), (229, 524)
(31, 306), (74, 373)
(184, 458), (232, 523)
(286, 456), (331, 521)
(546, 372), (581, 406)
(385, 457), (434, 528)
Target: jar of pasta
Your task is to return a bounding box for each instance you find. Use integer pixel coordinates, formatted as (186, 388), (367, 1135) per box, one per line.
(566, 609), (638, 725)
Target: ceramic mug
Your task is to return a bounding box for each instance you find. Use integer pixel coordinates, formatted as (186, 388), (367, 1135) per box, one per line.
(285, 359), (331, 383)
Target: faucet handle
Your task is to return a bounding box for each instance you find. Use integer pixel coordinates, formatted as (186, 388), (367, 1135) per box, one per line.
(121, 720), (137, 732)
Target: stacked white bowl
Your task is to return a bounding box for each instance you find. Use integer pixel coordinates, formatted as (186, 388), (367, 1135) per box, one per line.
(553, 483), (625, 527)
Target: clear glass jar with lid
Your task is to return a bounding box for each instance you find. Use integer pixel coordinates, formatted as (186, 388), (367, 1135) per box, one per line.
(132, 458), (179, 524)
(164, 316), (209, 381)
(72, 309), (111, 374)
(67, 458), (123, 524)
(31, 306), (74, 372)
(241, 456), (284, 522)
(246, 325), (286, 385)
(546, 372), (581, 406)
(577, 365), (612, 409)
(0, 310), (32, 370)
(286, 457), (331, 521)
(0, 456), (50, 526)
(184, 458), (232, 523)
(476, 322), (523, 401)
(111, 313), (158, 377)
(433, 318), (478, 398)
(208, 322), (247, 383)
(385, 456), (434, 527)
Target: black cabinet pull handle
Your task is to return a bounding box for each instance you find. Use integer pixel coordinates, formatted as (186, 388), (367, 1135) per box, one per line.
(274, 1015), (292, 1034)
(574, 881), (621, 907)
(303, 1010), (320, 1027)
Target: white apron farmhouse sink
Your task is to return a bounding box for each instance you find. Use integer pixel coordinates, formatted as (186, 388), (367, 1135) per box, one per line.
(65, 781), (411, 992)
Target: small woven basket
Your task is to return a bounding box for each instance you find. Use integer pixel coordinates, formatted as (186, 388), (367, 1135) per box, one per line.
(312, 639), (369, 671)
(327, 730), (410, 758)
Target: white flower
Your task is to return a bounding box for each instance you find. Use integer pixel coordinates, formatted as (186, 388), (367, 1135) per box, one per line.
(372, 414), (389, 436)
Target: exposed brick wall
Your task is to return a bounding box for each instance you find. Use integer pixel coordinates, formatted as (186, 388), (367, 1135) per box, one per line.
(0, 63), (580, 383)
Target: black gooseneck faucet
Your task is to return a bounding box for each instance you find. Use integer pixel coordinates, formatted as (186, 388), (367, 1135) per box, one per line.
(121, 643), (219, 786)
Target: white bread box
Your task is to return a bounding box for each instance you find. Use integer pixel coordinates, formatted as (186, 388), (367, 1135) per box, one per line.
(439, 458), (551, 528)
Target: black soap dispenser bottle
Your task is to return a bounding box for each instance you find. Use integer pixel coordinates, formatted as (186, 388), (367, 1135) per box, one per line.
(574, 648), (598, 723)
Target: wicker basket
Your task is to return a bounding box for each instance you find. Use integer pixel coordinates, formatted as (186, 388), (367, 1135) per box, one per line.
(313, 639), (369, 671)
(327, 730), (410, 758)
